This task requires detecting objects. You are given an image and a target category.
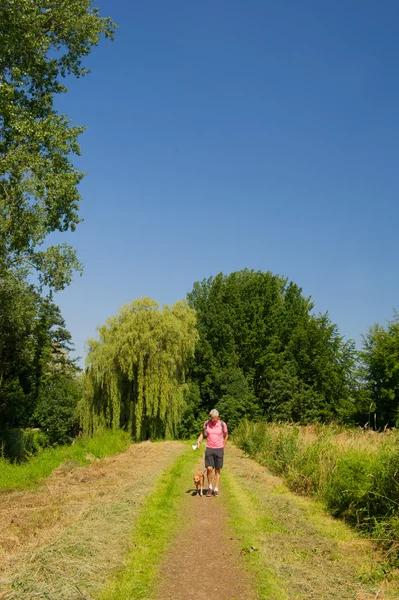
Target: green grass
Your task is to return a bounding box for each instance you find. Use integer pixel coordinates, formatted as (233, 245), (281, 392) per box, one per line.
(233, 420), (399, 566)
(225, 445), (399, 600)
(0, 429), (131, 491)
(221, 469), (288, 599)
(97, 444), (199, 600)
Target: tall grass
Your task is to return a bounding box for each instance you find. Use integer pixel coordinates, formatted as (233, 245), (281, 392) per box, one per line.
(0, 429), (131, 491)
(234, 421), (399, 564)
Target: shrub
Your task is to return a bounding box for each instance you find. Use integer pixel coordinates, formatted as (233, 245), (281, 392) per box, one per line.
(0, 428), (49, 462)
(34, 375), (82, 445)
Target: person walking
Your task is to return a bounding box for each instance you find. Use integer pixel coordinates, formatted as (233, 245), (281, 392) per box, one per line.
(196, 409), (228, 497)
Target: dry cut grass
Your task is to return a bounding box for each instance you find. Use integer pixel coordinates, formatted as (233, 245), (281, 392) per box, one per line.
(0, 441), (186, 600)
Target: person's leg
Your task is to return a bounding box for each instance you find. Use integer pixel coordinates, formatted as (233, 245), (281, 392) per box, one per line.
(213, 449), (224, 495)
(207, 466), (214, 491)
(205, 449), (214, 496)
(214, 468), (221, 489)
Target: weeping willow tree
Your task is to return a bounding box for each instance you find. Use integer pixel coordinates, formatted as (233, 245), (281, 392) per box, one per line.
(81, 298), (198, 440)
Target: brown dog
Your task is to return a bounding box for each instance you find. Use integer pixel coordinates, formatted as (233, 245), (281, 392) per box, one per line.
(193, 471), (205, 496)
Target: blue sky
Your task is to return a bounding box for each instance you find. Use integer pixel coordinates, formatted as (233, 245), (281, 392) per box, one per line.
(53, 0), (399, 366)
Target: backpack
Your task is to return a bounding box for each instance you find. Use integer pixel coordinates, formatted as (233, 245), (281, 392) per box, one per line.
(203, 419), (226, 437)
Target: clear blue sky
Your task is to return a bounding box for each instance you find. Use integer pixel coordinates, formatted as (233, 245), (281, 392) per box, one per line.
(53, 0), (399, 366)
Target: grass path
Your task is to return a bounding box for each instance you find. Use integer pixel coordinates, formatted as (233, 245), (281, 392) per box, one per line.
(154, 459), (256, 600)
(99, 443), (398, 599)
(221, 444), (399, 600)
(0, 441), (186, 600)
(1, 442), (398, 599)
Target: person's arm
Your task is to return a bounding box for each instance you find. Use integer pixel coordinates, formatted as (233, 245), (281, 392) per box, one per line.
(223, 428), (228, 447)
(197, 431), (204, 445)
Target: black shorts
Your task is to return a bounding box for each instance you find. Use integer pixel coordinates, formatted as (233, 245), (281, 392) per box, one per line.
(205, 447), (224, 469)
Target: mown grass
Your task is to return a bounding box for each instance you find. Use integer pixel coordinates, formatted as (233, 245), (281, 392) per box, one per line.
(97, 444), (199, 600)
(225, 444), (399, 600)
(0, 429), (131, 491)
(233, 421), (399, 566)
(222, 468), (289, 599)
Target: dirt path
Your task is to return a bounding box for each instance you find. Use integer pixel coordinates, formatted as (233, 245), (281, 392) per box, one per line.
(155, 459), (256, 600)
(156, 445), (399, 600)
(1, 442), (398, 600)
(0, 441), (185, 600)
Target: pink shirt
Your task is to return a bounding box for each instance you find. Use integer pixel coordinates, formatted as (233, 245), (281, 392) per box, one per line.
(204, 419), (228, 449)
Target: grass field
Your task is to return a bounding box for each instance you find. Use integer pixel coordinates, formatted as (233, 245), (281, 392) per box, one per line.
(1, 437), (399, 599)
(0, 429), (131, 491)
(233, 421), (399, 566)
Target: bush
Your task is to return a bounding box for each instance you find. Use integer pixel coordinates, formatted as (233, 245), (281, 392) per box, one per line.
(0, 427), (49, 462)
(34, 375), (82, 445)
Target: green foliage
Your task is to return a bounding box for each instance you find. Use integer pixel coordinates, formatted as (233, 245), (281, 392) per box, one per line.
(0, 0), (116, 289)
(0, 276), (37, 426)
(0, 427), (49, 462)
(234, 421), (399, 565)
(0, 428), (130, 491)
(213, 367), (260, 431)
(188, 270), (356, 425)
(34, 374), (82, 445)
(360, 312), (399, 427)
(177, 382), (207, 438)
(82, 298), (198, 441)
(0, 1), (115, 456)
(0, 275), (80, 437)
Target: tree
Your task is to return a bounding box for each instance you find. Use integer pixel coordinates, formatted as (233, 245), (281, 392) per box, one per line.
(177, 382), (206, 439)
(0, 1), (116, 290)
(213, 367), (260, 431)
(0, 276), (39, 427)
(82, 298), (198, 440)
(0, 276), (79, 430)
(188, 270), (356, 424)
(34, 374), (82, 445)
(361, 313), (399, 427)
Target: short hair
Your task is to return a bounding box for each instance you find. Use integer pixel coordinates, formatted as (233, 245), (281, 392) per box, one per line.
(209, 409), (219, 418)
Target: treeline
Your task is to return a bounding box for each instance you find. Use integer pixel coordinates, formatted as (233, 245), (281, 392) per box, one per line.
(0, 276), (82, 458)
(2, 268), (398, 457)
(1, 2), (398, 457)
(180, 270), (399, 435)
(0, 1), (115, 459)
(79, 269), (399, 443)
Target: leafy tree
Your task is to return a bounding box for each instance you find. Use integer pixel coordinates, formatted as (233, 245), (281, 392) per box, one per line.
(188, 270), (356, 424)
(0, 276), (39, 427)
(213, 367), (260, 431)
(361, 313), (399, 427)
(0, 276), (78, 430)
(177, 382), (207, 439)
(0, 1), (115, 455)
(0, 0), (116, 290)
(82, 298), (198, 440)
(34, 374), (82, 445)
